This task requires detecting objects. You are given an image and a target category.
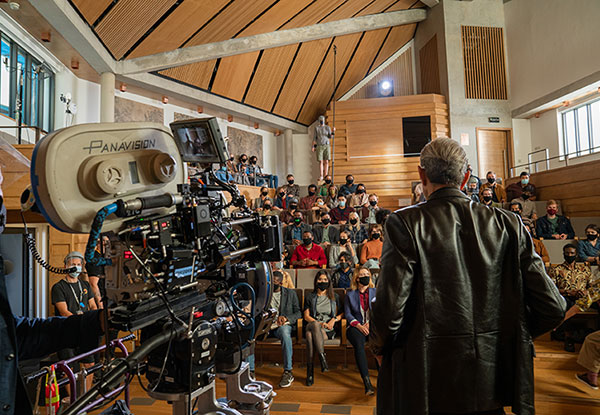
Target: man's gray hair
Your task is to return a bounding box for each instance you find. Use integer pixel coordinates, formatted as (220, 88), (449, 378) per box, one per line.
(420, 138), (468, 186)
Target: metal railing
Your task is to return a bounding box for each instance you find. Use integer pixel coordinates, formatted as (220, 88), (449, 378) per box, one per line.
(0, 125), (45, 144)
(510, 145), (600, 177)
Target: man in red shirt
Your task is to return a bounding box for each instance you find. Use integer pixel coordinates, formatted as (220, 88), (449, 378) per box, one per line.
(290, 230), (327, 269)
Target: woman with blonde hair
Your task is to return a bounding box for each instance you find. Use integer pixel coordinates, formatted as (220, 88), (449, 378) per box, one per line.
(345, 266), (376, 395)
(325, 184), (339, 209)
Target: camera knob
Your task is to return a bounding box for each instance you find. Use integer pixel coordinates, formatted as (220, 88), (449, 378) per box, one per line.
(152, 153), (177, 183)
(96, 160), (125, 195)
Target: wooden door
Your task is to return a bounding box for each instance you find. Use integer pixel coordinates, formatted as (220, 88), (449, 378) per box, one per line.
(476, 129), (512, 181)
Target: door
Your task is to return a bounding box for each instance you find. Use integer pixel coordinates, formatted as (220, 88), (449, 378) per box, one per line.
(476, 129), (512, 181)
(0, 229), (33, 317)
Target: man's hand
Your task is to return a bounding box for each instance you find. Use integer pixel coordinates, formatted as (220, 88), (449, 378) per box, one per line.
(325, 320), (335, 331)
(321, 242), (330, 248)
(312, 142), (316, 152)
(357, 323), (369, 336)
(292, 239), (301, 246)
(277, 316), (288, 326)
(552, 234), (561, 240)
(560, 234), (568, 240)
(339, 220), (347, 225)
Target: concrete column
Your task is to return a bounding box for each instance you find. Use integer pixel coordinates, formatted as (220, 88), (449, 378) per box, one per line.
(100, 72), (115, 123)
(283, 129), (293, 176)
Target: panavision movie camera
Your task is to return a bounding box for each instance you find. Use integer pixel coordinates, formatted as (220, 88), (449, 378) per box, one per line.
(28, 118), (282, 415)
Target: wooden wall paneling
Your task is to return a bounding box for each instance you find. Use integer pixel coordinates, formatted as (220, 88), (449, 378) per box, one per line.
(272, 38), (332, 119)
(419, 34), (440, 94)
(95, 0), (178, 59)
(319, 0), (379, 23)
(1, 145), (32, 210)
(368, 24), (416, 75)
(359, 0), (399, 15)
(71, 0), (113, 25)
(159, 60), (217, 90)
(386, 0), (424, 12)
(346, 118), (404, 157)
(297, 33), (363, 125)
(126, 0), (230, 59)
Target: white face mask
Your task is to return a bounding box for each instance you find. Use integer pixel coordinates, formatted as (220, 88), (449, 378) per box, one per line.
(69, 265), (82, 278)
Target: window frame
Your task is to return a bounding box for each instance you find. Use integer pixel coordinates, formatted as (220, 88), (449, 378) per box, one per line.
(560, 97), (600, 160)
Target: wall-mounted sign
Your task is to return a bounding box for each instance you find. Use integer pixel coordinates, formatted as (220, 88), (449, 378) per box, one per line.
(488, 117), (500, 123)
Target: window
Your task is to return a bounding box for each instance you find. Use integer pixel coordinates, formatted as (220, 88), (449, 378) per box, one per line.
(561, 98), (600, 158)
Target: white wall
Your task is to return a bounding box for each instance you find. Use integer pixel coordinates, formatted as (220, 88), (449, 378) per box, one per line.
(54, 69), (101, 129)
(511, 118), (532, 169)
(505, 0), (600, 111)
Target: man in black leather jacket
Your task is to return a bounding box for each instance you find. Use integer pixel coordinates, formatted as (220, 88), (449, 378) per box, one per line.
(369, 138), (566, 415)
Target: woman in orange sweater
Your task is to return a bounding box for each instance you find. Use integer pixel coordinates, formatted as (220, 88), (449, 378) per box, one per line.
(359, 225), (383, 268)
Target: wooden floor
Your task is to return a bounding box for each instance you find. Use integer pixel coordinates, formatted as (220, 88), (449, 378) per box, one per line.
(90, 337), (600, 415)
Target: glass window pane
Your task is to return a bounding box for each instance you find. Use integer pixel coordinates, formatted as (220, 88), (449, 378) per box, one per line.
(42, 72), (51, 132)
(30, 61), (38, 127)
(591, 101), (600, 153)
(16, 50), (25, 124)
(564, 110), (576, 158)
(0, 37), (9, 115)
(577, 106), (590, 155)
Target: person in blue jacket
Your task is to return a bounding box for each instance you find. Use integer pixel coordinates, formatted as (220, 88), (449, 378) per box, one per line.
(536, 200), (575, 240)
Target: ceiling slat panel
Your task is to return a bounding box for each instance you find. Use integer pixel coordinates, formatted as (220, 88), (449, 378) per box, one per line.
(185, 0), (276, 47)
(386, 0), (422, 12)
(95, 0), (177, 60)
(211, 0), (313, 101)
(126, 0), (230, 59)
(159, 60), (217, 90)
(278, 0), (347, 29)
(369, 24), (416, 72)
(297, 33), (363, 125)
(333, 28), (390, 100)
(71, 0), (113, 25)
(320, 0), (377, 23)
(243, 45), (298, 111)
(358, 0), (399, 16)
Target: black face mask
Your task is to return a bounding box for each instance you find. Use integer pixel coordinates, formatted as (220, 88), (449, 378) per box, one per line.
(357, 188), (365, 194)
(325, 179), (331, 184)
(294, 217), (302, 225)
(241, 158), (248, 163)
(250, 159), (257, 164)
(279, 192), (285, 198)
(369, 200), (377, 207)
(273, 284), (281, 292)
(339, 238), (348, 245)
(564, 255), (577, 264)
(308, 190), (316, 196)
(303, 238), (313, 246)
(358, 276), (370, 286)
(340, 261), (350, 270)
(350, 218), (358, 225)
(522, 194), (530, 200)
(321, 218), (331, 225)
(261, 191), (268, 196)
(290, 204), (298, 210)
(264, 205), (271, 210)
(483, 196), (492, 202)
(587, 234), (598, 241)
(229, 156), (234, 161)
(317, 281), (330, 291)
(487, 177), (495, 184)
(347, 179), (354, 185)
(511, 210), (521, 216)
(372, 233), (381, 240)
(288, 179), (294, 185)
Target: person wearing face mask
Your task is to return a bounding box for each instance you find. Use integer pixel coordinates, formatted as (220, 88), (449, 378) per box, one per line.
(303, 270), (342, 386)
(464, 177), (480, 202)
(479, 171), (507, 203)
(318, 175), (333, 197)
(280, 197), (299, 225)
(509, 201), (533, 227)
(360, 225), (384, 268)
(524, 224), (550, 264)
(466, 164), (481, 193)
(312, 213), (339, 247)
(328, 232), (358, 269)
(549, 244), (594, 352)
(480, 188), (502, 208)
(349, 184), (369, 209)
(346, 267), (377, 395)
(236, 154), (250, 185)
(283, 174), (300, 198)
(313, 115), (334, 181)
(339, 174), (358, 197)
(578, 224), (600, 264)
(325, 184), (339, 209)
(536, 200), (575, 240)
(506, 171), (537, 202)
(309, 196), (330, 223)
(252, 186), (272, 210)
(299, 184), (319, 210)
(343, 212), (369, 245)
(331, 251), (356, 288)
(270, 261), (295, 288)
(361, 194), (380, 224)
(283, 211), (312, 245)
(273, 186), (287, 210)
(330, 194), (355, 224)
(290, 230), (326, 268)
(267, 271), (302, 388)
(510, 185), (537, 222)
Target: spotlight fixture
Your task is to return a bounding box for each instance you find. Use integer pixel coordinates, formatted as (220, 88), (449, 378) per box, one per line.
(254, 122), (259, 129)
(227, 114), (233, 122)
(70, 58), (79, 70)
(8, 2), (20, 11)
(162, 96), (168, 104)
(197, 106), (203, 113)
(41, 31), (51, 43)
(377, 80), (394, 97)
(119, 83), (126, 92)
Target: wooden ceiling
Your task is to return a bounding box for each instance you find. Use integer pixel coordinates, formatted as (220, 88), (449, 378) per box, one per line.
(68, 0), (423, 125)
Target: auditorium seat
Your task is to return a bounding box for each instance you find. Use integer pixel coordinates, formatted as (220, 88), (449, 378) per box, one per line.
(570, 216), (600, 237)
(542, 239), (577, 264)
(301, 288), (348, 349)
(533, 200), (562, 216)
(296, 269), (318, 289)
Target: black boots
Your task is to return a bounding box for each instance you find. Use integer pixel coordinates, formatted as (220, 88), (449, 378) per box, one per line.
(306, 363), (314, 386)
(318, 352), (329, 372)
(363, 376), (375, 395)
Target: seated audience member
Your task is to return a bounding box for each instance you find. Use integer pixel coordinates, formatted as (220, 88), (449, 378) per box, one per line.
(507, 171), (537, 201)
(312, 213), (339, 247)
(270, 263), (295, 288)
(345, 267), (377, 395)
(375, 209), (391, 228)
(330, 194), (355, 224)
(309, 196), (330, 223)
(214, 165), (235, 183)
(284, 174), (300, 198)
(318, 175), (333, 197)
(282, 246), (292, 269)
(466, 164), (481, 192)
(331, 251), (355, 289)
(300, 184), (318, 210)
(290, 230), (327, 269)
(576, 331), (600, 390)
(360, 225), (384, 268)
(325, 185), (339, 209)
(303, 270), (342, 386)
(479, 171), (507, 203)
(343, 212), (369, 244)
(525, 224), (550, 264)
(339, 174), (358, 197)
(283, 211), (311, 245)
(273, 187), (286, 210)
(280, 197), (299, 225)
(412, 182), (425, 204)
(465, 177), (480, 202)
(578, 224), (600, 265)
(361, 194), (380, 224)
(237, 154), (250, 184)
(328, 231), (358, 269)
(268, 270), (301, 388)
(226, 155), (238, 176)
(481, 187), (502, 208)
(258, 200), (277, 216)
(510, 201), (533, 227)
(511, 185), (537, 222)
(252, 186), (272, 210)
(349, 184), (368, 209)
(536, 200), (575, 240)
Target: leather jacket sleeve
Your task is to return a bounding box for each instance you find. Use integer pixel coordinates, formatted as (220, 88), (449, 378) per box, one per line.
(284, 288), (302, 324)
(369, 213), (418, 355)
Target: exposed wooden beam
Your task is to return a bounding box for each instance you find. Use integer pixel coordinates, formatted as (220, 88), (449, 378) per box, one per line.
(117, 9), (427, 75)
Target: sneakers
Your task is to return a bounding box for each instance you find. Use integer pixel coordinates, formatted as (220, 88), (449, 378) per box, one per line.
(576, 373), (599, 390)
(279, 370), (294, 388)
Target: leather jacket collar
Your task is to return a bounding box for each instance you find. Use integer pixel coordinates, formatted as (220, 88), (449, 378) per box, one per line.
(426, 186), (470, 202)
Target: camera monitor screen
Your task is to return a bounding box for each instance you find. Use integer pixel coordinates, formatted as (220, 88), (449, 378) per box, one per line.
(169, 117), (229, 164)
